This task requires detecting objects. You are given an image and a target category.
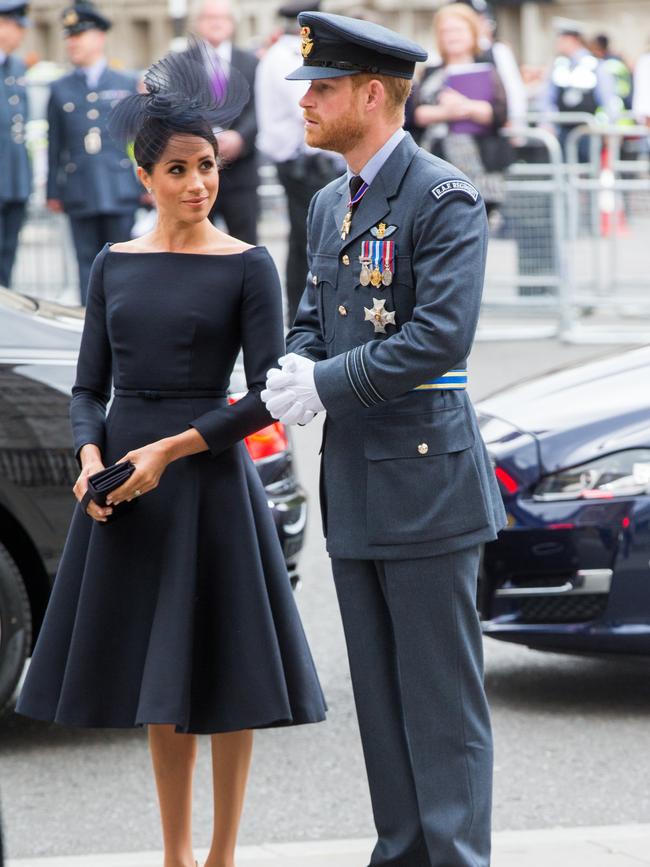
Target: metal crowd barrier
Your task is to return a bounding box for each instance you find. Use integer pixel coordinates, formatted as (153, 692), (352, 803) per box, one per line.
(481, 117), (650, 344)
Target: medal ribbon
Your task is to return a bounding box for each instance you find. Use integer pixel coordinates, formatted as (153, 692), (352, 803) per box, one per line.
(383, 240), (394, 273)
(361, 240), (371, 260)
(372, 240), (382, 274)
(347, 181), (370, 209)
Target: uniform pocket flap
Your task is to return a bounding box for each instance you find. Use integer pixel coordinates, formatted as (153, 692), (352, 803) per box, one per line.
(310, 255), (339, 286)
(364, 406), (475, 461)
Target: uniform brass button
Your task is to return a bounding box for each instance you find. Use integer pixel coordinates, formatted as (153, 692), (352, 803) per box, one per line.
(86, 92), (99, 102)
(312, 275), (318, 285)
(4, 76), (15, 86)
(8, 94), (19, 105)
(338, 305), (348, 316)
(87, 108), (100, 120)
(342, 254), (350, 265)
(418, 443), (429, 455)
(63, 101), (75, 112)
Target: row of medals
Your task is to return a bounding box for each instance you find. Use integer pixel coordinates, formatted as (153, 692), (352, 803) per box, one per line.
(359, 254), (393, 288)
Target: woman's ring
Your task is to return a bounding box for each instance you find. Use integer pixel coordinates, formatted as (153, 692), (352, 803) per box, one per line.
(134, 489), (142, 497)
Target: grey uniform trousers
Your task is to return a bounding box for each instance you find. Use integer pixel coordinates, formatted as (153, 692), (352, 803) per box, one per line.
(332, 546), (492, 867)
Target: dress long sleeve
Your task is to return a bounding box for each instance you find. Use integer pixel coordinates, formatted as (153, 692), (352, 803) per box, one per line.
(189, 247), (285, 456)
(70, 245), (112, 464)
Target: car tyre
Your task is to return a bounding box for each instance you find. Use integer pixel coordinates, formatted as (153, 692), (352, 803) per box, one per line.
(0, 542), (32, 711)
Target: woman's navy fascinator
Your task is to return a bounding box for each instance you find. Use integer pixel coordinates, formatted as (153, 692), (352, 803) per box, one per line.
(108, 35), (250, 166)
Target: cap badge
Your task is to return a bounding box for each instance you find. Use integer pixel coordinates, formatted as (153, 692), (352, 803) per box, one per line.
(301, 26), (314, 58)
(63, 10), (79, 26)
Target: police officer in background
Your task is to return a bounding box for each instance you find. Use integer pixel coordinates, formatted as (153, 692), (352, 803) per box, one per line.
(544, 18), (617, 159)
(263, 12), (506, 867)
(46, 2), (140, 304)
(256, 0), (341, 325)
(0, 1), (30, 288)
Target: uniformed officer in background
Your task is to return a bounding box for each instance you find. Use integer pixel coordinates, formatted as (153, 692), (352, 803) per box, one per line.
(263, 12), (506, 867)
(543, 18), (617, 159)
(256, 0), (341, 325)
(46, 2), (141, 304)
(0, 1), (30, 288)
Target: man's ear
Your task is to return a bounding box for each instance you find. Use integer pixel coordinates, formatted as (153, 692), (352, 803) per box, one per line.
(365, 78), (385, 114)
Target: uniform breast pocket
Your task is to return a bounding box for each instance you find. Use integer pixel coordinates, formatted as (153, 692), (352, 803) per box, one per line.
(364, 406), (490, 546)
(311, 255), (338, 343)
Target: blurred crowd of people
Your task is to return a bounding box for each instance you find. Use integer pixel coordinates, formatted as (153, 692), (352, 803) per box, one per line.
(2, 0), (650, 307)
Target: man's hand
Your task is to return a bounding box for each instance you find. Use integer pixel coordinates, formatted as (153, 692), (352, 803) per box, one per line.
(261, 354), (323, 426)
(216, 129), (245, 162)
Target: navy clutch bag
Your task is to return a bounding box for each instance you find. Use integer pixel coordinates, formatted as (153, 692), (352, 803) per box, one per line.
(81, 461), (136, 520)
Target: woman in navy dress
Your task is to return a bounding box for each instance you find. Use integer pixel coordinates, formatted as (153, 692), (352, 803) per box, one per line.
(16, 42), (326, 867)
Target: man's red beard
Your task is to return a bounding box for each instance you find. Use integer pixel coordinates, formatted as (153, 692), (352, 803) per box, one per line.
(304, 110), (366, 155)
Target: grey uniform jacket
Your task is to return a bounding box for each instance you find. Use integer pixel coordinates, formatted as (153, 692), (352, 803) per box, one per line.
(286, 133), (506, 561)
(46, 66), (141, 217)
(0, 54), (30, 203)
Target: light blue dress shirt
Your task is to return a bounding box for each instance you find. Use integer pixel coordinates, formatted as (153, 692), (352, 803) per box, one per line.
(347, 127), (407, 186)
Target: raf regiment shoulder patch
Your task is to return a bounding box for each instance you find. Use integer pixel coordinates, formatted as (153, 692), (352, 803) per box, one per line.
(431, 179), (480, 203)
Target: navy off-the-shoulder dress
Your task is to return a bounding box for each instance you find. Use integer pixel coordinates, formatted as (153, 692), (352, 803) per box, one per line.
(16, 243), (326, 734)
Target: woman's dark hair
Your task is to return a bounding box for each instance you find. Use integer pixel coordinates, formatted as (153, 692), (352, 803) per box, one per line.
(134, 116), (219, 175)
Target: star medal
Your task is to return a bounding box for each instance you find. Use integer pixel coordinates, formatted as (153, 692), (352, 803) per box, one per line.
(370, 240), (383, 288)
(364, 298), (397, 334)
(382, 240), (394, 287)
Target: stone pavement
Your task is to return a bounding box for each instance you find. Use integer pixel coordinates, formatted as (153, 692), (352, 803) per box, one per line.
(8, 824), (650, 867)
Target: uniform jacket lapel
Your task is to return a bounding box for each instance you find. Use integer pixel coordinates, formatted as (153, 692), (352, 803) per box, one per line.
(334, 133), (420, 249)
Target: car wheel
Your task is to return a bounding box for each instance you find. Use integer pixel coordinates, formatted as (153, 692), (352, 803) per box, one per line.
(0, 542), (32, 710)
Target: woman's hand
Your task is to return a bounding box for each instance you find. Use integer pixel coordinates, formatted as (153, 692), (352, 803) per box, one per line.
(73, 459), (113, 523)
(438, 87), (473, 120)
(106, 441), (172, 506)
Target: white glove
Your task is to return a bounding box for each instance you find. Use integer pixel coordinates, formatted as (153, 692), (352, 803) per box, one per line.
(266, 353), (325, 413)
(279, 402), (316, 427)
(261, 386), (297, 419)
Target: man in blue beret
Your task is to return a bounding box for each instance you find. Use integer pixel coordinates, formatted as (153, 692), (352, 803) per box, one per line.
(262, 11), (506, 867)
(46, 2), (141, 304)
(0, 1), (30, 288)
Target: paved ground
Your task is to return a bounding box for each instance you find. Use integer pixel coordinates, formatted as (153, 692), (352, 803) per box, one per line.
(7, 825), (650, 867)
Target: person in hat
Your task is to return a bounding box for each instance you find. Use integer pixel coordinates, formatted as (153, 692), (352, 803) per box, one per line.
(46, 2), (141, 304)
(0, 2), (30, 288)
(543, 17), (617, 157)
(17, 38), (326, 867)
(262, 11), (505, 867)
(191, 0), (260, 246)
(256, 0), (342, 325)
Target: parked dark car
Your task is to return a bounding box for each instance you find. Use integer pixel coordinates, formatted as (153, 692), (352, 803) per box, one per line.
(477, 346), (650, 656)
(0, 288), (307, 711)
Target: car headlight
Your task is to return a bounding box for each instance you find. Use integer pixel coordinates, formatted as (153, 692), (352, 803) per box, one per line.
(533, 449), (650, 501)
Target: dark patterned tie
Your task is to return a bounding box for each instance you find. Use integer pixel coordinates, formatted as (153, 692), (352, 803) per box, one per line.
(349, 175), (364, 201)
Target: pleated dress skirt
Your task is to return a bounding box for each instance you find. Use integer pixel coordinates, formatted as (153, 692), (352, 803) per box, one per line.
(17, 393), (327, 734)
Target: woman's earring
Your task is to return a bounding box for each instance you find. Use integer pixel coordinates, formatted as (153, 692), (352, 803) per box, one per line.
(146, 187), (152, 194)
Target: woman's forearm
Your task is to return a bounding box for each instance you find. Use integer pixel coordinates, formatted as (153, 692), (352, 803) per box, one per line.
(467, 99), (494, 125)
(414, 103), (450, 126)
(79, 443), (104, 470)
(158, 427), (210, 463)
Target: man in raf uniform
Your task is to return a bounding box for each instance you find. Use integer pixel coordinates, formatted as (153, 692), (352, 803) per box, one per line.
(0, 1), (30, 288)
(46, 2), (140, 304)
(262, 12), (506, 867)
